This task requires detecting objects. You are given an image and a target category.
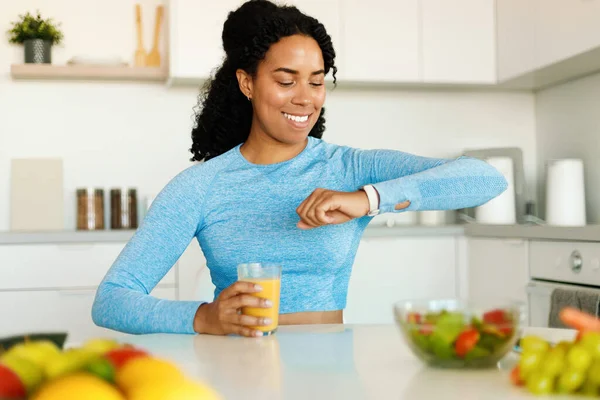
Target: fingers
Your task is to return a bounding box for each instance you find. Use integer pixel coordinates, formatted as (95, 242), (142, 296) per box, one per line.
(297, 189), (322, 228)
(219, 281), (262, 300)
(225, 313), (272, 328)
(230, 324), (265, 338)
(297, 189), (341, 229)
(224, 294), (272, 310)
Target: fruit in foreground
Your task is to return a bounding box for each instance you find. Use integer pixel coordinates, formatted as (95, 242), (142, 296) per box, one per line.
(127, 379), (222, 400)
(86, 357), (116, 383)
(104, 348), (148, 369)
(2, 341), (61, 368)
(43, 348), (97, 380)
(115, 356), (185, 393)
(82, 338), (121, 355)
(0, 364), (27, 398)
(1, 355), (44, 393)
(32, 372), (125, 400)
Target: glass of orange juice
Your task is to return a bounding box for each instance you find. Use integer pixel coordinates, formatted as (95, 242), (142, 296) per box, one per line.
(238, 263), (282, 336)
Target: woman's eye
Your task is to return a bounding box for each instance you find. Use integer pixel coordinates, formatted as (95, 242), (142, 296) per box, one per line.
(278, 82), (293, 87)
(310, 83), (324, 87)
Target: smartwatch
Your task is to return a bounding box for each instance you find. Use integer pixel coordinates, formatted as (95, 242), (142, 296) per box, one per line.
(361, 184), (380, 217)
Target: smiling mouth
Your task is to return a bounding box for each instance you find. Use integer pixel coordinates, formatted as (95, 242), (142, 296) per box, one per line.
(282, 112), (311, 123)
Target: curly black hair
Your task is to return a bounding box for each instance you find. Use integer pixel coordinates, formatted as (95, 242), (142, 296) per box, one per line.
(190, 0), (337, 162)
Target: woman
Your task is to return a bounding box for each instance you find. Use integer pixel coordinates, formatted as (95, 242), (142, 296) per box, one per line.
(92, 0), (507, 337)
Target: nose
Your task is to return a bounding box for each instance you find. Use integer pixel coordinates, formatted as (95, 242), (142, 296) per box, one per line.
(291, 84), (312, 107)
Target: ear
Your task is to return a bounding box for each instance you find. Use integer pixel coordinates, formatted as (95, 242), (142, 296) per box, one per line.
(236, 69), (254, 100)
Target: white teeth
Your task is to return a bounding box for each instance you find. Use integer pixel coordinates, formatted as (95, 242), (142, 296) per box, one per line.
(284, 113), (309, 123)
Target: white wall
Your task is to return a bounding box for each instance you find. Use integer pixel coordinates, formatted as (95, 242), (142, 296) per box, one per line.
(536, 72), (600, 224)
(0, 0), (537, 232)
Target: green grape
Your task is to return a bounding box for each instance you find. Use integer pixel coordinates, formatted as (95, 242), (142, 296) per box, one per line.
(542, 348), (566, 378)
(520, 336), (550, 354)
(580, 380), (599, 397)
(587, 360), (600, 386)
(557, 368), (585, 393)
(567, 344), (593, 371)
(555, 340), (572, 353)
(580, 332), (600, 360)
(526, 371), (554, 395)
(519, 352), (545, 379)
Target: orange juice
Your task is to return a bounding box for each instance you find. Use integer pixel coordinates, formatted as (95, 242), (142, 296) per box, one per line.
(241, 277), (281, 333)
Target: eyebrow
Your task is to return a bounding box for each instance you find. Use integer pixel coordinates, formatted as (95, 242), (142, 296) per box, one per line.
(272, 67), (325, 76)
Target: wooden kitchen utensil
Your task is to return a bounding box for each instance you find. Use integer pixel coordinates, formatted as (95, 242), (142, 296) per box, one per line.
(147, 5), (164, 67)
(134, 4), (147, 66)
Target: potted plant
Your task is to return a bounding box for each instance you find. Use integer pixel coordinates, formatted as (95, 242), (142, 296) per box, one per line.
(7, 11), (64, 64)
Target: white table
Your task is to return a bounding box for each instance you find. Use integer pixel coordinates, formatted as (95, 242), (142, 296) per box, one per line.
(102, 324), (579, 400)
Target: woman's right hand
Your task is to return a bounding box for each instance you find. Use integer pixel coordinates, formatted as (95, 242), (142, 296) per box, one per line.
(193, 281), (273, 337)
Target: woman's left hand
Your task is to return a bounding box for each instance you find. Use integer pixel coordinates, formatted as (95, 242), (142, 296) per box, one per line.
(296, 189), (370, 230)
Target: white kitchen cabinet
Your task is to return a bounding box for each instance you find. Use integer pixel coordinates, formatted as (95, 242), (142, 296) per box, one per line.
(0, 243), (175, 290)
(169, 0), (246, 82)
(496, 0), (536, 81)
(467, 238), (529, 303)
(0, 287), (176, 344)
(345, 237), (457, 324)
(177, 241), (215, 302)
(535, 0), (600, 69)
(421, 0), (496, 84)
(340, 0), (419, 83)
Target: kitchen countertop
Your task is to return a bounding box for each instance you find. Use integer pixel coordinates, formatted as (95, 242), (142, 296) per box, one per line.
(1, 223), (599, 244)
(465, 223), (600, 242)
(96, 324), (578, 400)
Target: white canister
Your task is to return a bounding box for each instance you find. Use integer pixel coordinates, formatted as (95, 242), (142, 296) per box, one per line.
(474, 156), (516, 225)
(419, 210), (446, 226)
(545, 158), (586, 226)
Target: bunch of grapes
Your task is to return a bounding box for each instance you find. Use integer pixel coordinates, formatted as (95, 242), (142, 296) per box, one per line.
(511, 332), (600, 396)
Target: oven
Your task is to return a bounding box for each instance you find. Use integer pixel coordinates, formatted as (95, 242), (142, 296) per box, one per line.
(526, 240), (600, 327)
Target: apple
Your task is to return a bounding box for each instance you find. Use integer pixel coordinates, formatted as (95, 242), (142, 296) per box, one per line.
(82, 338), (121, 355)
(1, 340), (61, 368)
(43, 348), (97, 380)
(104, 348), (148, 369)
(86, 357), (116, 383)
(0, 354), (44, 394)
(0, 364), (27, 398)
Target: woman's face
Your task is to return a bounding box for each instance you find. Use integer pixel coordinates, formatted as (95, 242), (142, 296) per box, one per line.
(243, 34), (326, 145)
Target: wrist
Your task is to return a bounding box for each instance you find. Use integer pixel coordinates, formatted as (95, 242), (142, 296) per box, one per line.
(361, 185), (380, 216)
(193, 303), (213, 334)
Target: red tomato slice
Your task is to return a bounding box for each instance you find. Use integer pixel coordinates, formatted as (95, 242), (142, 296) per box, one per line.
(483, 309), (507, 325)
(407, 312), (421, 324)
(455, 329), (480, 358)
(418, 323), (434, 335)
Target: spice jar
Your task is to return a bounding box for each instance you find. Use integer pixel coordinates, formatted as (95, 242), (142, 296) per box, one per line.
(76, 188), (105, 230)
(110, 188), (138, 229)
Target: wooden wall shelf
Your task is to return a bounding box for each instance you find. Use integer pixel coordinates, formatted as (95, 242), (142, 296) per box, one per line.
(10, 64), (168, 83)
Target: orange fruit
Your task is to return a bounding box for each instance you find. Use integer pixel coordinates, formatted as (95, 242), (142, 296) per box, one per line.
(32, 372), (124, 400)
(127, 379), (222, 400)
(104, 348), (148, 369)
(115, 357), (184, 393)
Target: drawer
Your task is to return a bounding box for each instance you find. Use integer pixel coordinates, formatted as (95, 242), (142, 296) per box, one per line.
(530, 241), (600, 286)
(0, 287), (177, 343)
(0, 243), (176, 290)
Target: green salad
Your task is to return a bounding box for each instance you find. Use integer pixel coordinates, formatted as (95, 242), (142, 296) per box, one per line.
(402, 308), (516, 367)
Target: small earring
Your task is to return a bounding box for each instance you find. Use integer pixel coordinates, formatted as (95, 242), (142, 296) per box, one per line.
(247, 95), (251, 101)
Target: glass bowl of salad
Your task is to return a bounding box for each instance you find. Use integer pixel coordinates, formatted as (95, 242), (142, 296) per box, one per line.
(394, 298), (526, 368)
